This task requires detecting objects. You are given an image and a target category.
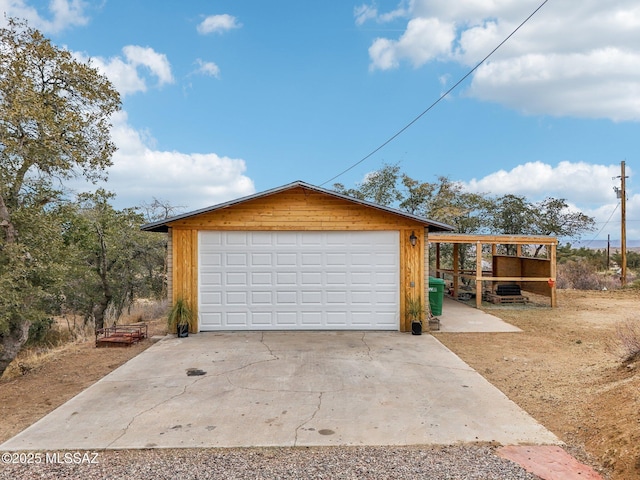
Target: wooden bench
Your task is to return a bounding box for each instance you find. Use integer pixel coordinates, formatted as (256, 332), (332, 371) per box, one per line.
(96, 323), (148, 348)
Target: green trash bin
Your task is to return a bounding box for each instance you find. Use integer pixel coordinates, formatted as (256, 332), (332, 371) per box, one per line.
(428, 277), (445, 316)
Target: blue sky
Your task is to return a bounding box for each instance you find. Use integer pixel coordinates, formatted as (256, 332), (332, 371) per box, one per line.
(1, 0), (638, 243)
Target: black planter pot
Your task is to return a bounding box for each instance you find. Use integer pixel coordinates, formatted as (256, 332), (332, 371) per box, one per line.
(177, 323), (189, 338)
(411, 320), (422, 335)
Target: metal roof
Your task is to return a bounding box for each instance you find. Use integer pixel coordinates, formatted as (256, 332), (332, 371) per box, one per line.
(140, 180), (454, 233)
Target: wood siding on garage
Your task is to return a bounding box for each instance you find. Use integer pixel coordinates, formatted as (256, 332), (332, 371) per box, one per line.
(169, 187), (426, 332)
(171, 228), (198, 333)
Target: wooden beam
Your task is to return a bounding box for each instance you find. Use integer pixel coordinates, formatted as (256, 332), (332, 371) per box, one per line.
(429, 233), (558, 245)
(550, 242), (557, 307)
(453, 243), (459, 299)
(476, 241), (483, 308)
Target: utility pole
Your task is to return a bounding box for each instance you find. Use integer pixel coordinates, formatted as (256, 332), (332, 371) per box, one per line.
(614, 161), (628, 286)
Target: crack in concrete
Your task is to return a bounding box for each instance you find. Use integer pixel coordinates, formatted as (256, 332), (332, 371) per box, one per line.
(105, 374), (209, 449)
(361, 332), (373, 360)
(260, 332), (279, 359)
(293, 391), (323, 446)
(105, 341), (283, 450)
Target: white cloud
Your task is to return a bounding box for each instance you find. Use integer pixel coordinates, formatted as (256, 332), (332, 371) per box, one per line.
(463, 161), (638, 241)
(93, 111), (255, 210)
(464, 161), (623, 204)
(195, 59), (221, 78)
(0, 0), (88, 33)
(122, 46), (174, 86)
(77, 45), (174, 96)
(369, 17), (455, 70)
(361, 0), (640, 121)
(197, 14), (241, 35)
(354, 4), (378, 26)
(354, 2), (408, 25)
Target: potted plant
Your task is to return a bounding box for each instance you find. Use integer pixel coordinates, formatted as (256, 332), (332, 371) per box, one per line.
(168, 297), (192, 338)
(406, 295), (425, 335)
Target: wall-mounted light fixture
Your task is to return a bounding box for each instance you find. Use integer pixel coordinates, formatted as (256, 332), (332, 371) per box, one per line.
(409, 231), (417, 247)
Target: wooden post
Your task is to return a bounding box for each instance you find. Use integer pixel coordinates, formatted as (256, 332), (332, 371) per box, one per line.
(476, 241), (483, 308)
(621, 160), (627, 286)
(453, 243), (459, 299)
(550, 242), (557, 307)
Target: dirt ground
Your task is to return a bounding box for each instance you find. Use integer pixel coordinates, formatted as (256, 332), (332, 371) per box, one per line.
(437, 289), (640, 480)
(0, 290), (638, 479)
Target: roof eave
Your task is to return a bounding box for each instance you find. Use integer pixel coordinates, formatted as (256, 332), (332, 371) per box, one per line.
(140, 180), (454, 232)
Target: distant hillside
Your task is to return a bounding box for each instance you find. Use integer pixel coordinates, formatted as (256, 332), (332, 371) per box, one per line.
(570, 239), (640, 251)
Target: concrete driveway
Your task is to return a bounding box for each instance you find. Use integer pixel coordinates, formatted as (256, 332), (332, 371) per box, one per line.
(2, 331), (558, 450)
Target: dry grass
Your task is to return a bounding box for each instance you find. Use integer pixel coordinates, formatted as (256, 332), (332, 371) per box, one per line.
(607, 319), (640, 364)
(1, 343), (82, 380)
(1, 299), (169, 382)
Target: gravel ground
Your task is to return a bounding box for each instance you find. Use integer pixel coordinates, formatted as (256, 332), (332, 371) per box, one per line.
(0, 445), (540, 480)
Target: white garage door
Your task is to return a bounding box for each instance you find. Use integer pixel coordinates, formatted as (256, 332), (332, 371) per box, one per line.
(198, 231), (399, 331)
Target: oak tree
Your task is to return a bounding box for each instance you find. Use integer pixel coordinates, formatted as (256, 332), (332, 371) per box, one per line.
(0, 19), (120, 375)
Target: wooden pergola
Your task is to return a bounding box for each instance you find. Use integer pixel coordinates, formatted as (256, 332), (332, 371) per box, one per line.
(427, 233), (558, 308)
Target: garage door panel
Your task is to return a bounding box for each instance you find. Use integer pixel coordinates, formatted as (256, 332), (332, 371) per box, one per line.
(327, 311), (347, 324)
(301, 311), (322, 325)
(226, 291), (247, 304)
(226, 272), (247, 285)
(276, 272), (297, 285)
(201, 292), (222, 305)
(326, 272), (347, 284)
(351, 253), (372, 265)
(375, 272), (397, 285)
(275, 312), (297, 325)
(251, 272), (272, 285)
(375, 291), (398, 305)
(200, 311), (222, 328)
(201, 272), (222, 287)
(301, 290), (322, 304)
(227, 312), (248, 326)
(301, 253), (322, 266)
(276, 253), (297, 266)
(351, 291), (375, 304)
(252, 312), (273, 325)
(199, 231), (399, 331)
(276, 291), (298, 304)
(350, 272), (373, 285)
(227, 253), (248, 266)
(301, 233), (322, 245)
(225, 232), (248, 246)
(351, 311), (374, 325)
(376, 252), (398, 266)
(250, 232), (273, 245)
(301, 272), (322, 285)
(326, 253), (346, 265)
(200, 232), (222, 248)
(276, 232), (297, 245)
(327, 291), (347, 304)
(251, 291), (273, 304)
(251, 253), (272, 266)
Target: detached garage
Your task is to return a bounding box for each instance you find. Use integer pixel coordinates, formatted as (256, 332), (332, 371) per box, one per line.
(142, 181), (453, 332)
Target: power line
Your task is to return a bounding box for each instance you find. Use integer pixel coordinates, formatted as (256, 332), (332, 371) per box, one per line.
(581, 202), (620, 248)
(320, 0), (551, 187)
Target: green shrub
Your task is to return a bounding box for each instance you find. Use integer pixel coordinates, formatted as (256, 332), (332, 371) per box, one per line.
(26, 317), (55, 346)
